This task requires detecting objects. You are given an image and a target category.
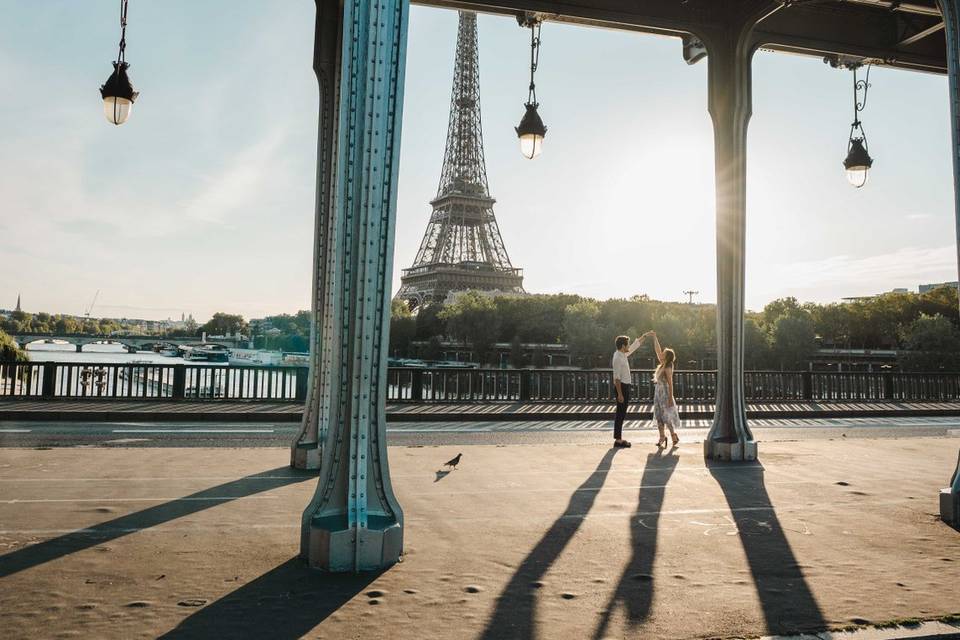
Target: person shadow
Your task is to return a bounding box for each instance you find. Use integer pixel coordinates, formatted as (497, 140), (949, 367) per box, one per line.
(708, 460), (827, 635)
(479, 447), (622, 640)
(593, 445), (679, 639)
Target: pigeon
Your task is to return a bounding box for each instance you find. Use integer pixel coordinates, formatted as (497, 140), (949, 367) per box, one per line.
(442, 453), (463, 471)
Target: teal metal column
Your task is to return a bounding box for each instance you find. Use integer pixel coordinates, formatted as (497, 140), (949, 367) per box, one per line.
(300, 0), (409, 571)
(937, 0), (960, 527)
(702, 2), (779, 461)
(291, 0), (343, 471)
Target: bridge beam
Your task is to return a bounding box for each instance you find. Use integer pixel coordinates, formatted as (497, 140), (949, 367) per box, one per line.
(299, 0), (408, 572)
(291, 0), (343, 472)
(939, 0), (960, 529)
(702, 2), (781, 462)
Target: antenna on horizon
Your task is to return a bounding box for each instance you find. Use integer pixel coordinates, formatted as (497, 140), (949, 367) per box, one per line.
(683, 290), (699, 304)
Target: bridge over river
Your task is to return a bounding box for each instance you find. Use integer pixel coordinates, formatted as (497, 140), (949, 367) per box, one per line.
(7, 332), (247, 353)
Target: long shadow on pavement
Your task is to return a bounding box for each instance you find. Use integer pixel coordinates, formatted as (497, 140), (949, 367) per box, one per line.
(0, 466), (314, 579)
(594, 446), (679, 638)
(479, 447), (621, 640)
(158, 557), (380, 639)
(708, 460), (827, 635)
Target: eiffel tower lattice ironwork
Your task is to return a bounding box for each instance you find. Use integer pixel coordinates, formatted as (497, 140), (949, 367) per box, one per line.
(396, 11), (524, 308)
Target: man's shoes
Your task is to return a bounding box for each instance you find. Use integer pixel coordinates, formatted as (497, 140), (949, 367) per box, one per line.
(614, 440), (632, 448)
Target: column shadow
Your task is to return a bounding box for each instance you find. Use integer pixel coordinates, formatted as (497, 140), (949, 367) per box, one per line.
(593, 446), (679, 639)
(158, 557), (380, 639)
(708, 461), (827, 635)
(479, 447), (621, 640)
(0, 466), (315, 579)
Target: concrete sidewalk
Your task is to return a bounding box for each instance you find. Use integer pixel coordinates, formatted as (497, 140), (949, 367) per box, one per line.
(0, 437), (958, 639)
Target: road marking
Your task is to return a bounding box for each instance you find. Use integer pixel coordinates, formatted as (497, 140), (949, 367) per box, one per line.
(0, 429), (32, 433)
(0, 496), (277, 504)
(110, 429), (275, 434)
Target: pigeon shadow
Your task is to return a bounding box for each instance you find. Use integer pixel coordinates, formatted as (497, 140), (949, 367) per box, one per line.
(593, 445), (679, 638)
(434, 469), (452, 482)
(158, 557), (381, 639)
(479, 447), (621, 640)
(707, 460), (827, 636)
(0, 466), (315, 579)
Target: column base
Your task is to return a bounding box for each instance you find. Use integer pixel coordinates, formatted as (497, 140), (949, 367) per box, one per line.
(291, 441), (321, 470)
(704, 438), (758, 462)
(941, 488), (958, 529)
(303, 514), (403, 572)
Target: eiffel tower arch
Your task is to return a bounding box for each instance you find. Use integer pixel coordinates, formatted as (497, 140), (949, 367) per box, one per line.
(396, 11), (525, 309)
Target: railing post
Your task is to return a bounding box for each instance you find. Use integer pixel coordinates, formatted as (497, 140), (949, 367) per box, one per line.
(411, 369), (423, 402)
(172, 365), (186, 400)
(295, 366), (309, 402)
(882, 371), (894, 401)
(519, 369), (531, 401)
(801, 371), (812, 401)
(41, 362), (56, 399)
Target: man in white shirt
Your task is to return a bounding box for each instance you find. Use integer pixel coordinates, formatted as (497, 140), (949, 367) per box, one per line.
(612, 333), (649, 448)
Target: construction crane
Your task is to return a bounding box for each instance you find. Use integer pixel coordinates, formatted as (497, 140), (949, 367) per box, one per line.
(683, 290), (699, 304)
(85, 290), (100, 318)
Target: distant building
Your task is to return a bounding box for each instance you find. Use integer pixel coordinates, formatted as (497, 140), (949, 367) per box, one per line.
(919, 281), (959, 294)
(14, 293), (21, 313)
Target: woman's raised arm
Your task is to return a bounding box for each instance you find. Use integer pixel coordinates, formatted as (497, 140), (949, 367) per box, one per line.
(653, 333), (664, 365)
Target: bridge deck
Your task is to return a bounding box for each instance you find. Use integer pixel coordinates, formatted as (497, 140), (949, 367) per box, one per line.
(2, 399), (960, 422)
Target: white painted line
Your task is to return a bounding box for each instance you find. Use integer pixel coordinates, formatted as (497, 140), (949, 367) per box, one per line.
(110, 429), (275, 434)
(0, 496), (277, 504)
(0, 429), (32, 433)
(0, 476), (305, 482)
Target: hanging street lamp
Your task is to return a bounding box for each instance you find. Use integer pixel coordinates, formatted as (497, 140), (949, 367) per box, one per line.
(842, 64), (873, 188)
(100, 0), (139, 126)
(515, 14), (546, 159)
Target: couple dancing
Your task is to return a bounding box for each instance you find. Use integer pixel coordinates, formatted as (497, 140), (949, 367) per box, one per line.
(612, 331), (680, 449)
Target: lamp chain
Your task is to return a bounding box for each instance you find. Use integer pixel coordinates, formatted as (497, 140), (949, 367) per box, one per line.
(117, 0), (129, 64)
(527, 21), (541, 106)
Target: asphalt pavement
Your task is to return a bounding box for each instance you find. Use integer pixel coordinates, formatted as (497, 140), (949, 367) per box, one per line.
(2, 416), (960, 448)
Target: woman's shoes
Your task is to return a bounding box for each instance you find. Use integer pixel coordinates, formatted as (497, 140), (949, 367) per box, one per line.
(671, 433), (680, 446)
(656, 436), (667, 448)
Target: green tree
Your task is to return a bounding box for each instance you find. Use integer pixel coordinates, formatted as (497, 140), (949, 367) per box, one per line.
(422, 335), (444, 362)
(200, 313), (248, 338)
(743, 317), (772, 369)
(771, 312), (816, 370)
(562, 300), (608, 368)
(898, 313), (960, 371)
(414, 303), (446, 340)
(0, 329), (28, 363)
(390, 299), (417, 357)
(439, 292), (501, 365)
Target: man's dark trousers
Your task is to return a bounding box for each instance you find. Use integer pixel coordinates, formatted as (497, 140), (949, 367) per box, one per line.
(614, 383), (631, 440)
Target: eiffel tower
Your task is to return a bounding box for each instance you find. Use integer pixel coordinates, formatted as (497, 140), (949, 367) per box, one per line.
(396, 11), (524, 308)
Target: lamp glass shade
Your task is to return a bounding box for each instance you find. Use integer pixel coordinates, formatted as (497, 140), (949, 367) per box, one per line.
(843, 137), (872, 188)
(515, 103), (547, 160)
(519, 133), (544, 160)
(845, 167), (868, 188)
(103, 97), (133, 125)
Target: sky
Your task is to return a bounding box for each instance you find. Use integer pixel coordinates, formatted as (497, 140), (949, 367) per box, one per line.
(0, 1), (956, 322)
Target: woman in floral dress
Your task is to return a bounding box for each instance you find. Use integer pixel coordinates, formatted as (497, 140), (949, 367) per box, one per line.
(651, 332), (680, 447)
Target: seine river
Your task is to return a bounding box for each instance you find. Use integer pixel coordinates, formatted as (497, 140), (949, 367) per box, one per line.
(23, 343), (194, 365)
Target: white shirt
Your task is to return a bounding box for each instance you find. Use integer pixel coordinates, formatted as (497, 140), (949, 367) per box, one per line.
(612, 338), (641, 384)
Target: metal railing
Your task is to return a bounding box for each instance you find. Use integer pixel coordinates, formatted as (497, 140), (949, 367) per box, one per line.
(0, 361), (308, 401)
(385, 367), (960, 404)
(4, 362), (960, 405)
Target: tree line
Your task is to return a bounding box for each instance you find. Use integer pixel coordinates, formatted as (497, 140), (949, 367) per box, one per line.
(390, 286), (960, 371)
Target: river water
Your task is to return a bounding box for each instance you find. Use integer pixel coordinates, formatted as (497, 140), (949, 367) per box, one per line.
(24, 343), (194, 365)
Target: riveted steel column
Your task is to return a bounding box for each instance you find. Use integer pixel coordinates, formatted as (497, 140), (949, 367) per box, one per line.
(938, 0), (960, 527)
(300, 0), (408, 571)
(291, 0), (343, 471)
(702, 3), (779, 462)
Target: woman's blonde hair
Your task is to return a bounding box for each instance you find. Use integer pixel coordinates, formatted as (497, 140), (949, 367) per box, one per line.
(654, 347), (676, 382)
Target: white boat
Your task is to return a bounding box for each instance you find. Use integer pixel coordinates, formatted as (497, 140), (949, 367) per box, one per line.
(228, 349), (284, 367)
